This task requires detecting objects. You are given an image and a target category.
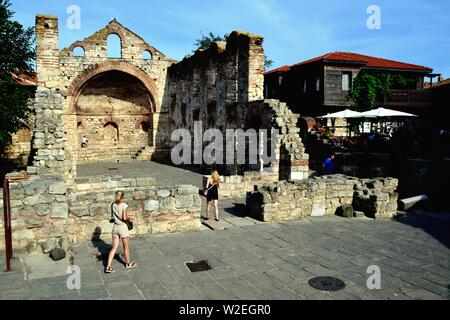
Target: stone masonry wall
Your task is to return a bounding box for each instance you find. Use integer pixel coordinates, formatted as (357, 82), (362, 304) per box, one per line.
(34, 15), (175, 181)
(165, 31), (265, 159)
(1, 174), (201, 249)
(27, 88), (72, 178)
(245, 99), (310, 180)
(75, 71), (154, 163)
(2, 124), (33, 167)
(202, 171), (279, 199)
(246, 174), (398, 222)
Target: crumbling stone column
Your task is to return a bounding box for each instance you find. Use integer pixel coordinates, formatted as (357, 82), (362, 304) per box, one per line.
(28, 88), (70, 178)
(245, 99), (310, 181)
(35, 15), (59, 89)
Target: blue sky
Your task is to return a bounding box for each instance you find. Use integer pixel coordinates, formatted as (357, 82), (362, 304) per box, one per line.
(11, 0), (450, 77)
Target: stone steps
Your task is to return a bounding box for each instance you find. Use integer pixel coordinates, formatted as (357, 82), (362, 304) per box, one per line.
(201, 199), (264, 230)
(132, 146), (155, 161)
(78, 145), (150, 163)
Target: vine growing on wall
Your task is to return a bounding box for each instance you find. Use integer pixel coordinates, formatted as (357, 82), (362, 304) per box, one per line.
(350, 71), (416, 111)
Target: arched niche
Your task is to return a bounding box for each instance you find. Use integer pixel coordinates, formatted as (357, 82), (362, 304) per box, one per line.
(73, 70), (155, 163)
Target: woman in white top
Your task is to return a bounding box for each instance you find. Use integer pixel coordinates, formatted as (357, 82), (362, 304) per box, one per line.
(105, 191), (137, 273)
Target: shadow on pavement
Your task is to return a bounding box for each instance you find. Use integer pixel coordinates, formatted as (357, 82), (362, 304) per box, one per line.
(223, 202), (247, 218)
(91, 227), (125, 268)
(394, 209), (450, 249)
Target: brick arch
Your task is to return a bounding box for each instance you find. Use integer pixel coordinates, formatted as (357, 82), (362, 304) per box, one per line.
(104, 28), (126, 44)
(135, 116), (150, 129)
(66, 61), (159, 113)
(103, 22), (159, 58)
(101, 116), (120, 126)
(66, 41), (87, 54)
(141, 46), (157, 59)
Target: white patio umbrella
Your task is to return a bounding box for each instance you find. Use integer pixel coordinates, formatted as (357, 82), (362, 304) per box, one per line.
(359, 107), (418, 118)
(359, 108), (418, 136)
(318, 109), (363, 119)
(318, 109), (363, 137)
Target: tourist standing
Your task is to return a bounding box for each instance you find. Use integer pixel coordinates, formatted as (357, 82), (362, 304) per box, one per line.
(105, 191), (137, 273)
(204, 168), (221, 221)
(323, 152), (336, 175)
(81, 135), (88, 148)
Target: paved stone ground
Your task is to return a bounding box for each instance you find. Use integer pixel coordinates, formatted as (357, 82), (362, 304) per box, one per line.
(1, 208), (449, 300)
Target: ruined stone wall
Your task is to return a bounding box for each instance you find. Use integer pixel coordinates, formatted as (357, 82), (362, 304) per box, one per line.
(245, 99), (310, 180)
(165, 32), (265, 156)
(75, 71), (154, 163)
(246, 175), (398, 222)
(202, 171), (279, 199)
(59, 20), (174, 168)
(27, 88), (71, 178)
(33, 15), (175, 178)
(1, 174), (201, 249)
(2, 123), (33, 167)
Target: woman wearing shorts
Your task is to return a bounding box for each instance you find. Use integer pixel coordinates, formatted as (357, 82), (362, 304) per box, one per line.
(205, 168), (220, 221)
(105, 191), (137, 273)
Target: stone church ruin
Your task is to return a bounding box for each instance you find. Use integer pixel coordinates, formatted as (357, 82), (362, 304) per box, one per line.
(1, 15), (398, 250)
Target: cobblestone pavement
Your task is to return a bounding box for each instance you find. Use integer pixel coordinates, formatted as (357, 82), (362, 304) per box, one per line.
(1, 209), (449, 300)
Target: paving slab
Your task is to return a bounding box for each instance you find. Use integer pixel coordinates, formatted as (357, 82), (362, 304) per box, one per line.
(1, 207), (449, 300)
(202, 218), (235, 230)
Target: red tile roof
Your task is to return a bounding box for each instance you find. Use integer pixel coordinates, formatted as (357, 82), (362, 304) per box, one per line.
(265, 52), (433, 74)
(264, 65), (291, 75)
(11, 72), (37, 86)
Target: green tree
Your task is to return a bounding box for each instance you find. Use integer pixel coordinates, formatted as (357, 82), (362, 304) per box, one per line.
(0, 0), (35, 147)
(264, 57), (274, 69)
(194, 32), (274, 70)
(193, 32), (229, 52)
(350, 71), (415, 111)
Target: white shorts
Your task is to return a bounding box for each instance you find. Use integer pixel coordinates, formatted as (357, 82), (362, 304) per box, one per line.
(112, 224), (130, 239)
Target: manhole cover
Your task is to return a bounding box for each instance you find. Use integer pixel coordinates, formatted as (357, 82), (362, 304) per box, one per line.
(308, 276), (346, 292)
(186, 260), (211, 272)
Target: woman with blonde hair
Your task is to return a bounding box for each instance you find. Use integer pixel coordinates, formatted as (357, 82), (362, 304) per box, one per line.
(204, 168), (221, 221)
(105, 190), (137, 273)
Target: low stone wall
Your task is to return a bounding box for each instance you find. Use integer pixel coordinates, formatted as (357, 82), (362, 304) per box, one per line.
(246, 174), (398, 222)
(353, 178), (399, 219)
(1, 174), (201, 250)
(202, 171), (279, 199)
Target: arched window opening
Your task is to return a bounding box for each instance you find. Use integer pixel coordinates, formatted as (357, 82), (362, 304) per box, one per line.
(73, 46), (85, 57)
(107, 34), (122, 58)
(142, 50), (152, 60)
(140, 121), (149, 133)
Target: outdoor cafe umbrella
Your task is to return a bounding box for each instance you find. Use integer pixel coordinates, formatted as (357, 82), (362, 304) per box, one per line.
(318, 109), (363, 119)
(318, 109), (363, 137)
(359, 107), (418, 136)
(359, 107), (418, 118)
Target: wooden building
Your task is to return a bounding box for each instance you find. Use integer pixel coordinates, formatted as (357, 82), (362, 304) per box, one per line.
(264, 52), (434, 118)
